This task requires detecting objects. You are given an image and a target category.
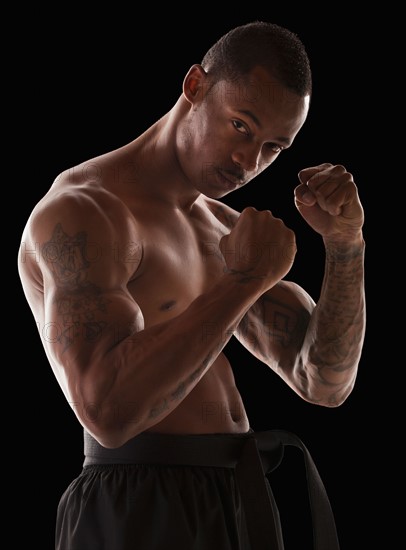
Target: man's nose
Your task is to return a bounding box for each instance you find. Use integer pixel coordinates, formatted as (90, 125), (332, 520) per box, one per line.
(231, 145), (260, 172)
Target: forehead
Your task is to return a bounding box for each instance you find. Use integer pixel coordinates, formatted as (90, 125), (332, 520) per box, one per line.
(207, 66), (309, 129)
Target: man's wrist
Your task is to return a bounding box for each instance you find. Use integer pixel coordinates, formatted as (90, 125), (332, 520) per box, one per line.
(323, 234), (365, 263)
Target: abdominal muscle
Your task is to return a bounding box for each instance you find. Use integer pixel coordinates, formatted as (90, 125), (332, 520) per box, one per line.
(144, 352), (250, 435)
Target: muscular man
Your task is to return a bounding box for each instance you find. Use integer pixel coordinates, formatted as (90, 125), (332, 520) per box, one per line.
(18, 21), (365, 550)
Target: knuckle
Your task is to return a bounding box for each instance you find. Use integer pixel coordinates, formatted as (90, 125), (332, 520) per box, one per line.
(331, 164), (347, 174)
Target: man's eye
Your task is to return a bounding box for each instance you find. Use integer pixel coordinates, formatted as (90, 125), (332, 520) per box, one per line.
(266, 143), (283, 154)
(232, 120), (249, 135)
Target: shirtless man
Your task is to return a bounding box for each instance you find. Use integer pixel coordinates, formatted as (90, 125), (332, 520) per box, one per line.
(18, 21), (365, 550)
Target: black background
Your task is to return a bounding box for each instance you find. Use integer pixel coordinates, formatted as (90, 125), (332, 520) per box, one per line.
(14, 6), (382, 549)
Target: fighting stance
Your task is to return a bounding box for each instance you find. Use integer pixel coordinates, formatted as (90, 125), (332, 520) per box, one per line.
(18, 21), (365, 549)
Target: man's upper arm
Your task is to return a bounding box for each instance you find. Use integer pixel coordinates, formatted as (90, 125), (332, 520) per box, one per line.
(35, 191), (144, 375)
(235, 280), (315, 374)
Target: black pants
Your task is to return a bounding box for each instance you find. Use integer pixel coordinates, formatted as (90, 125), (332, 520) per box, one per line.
(55, 429), (340, 549)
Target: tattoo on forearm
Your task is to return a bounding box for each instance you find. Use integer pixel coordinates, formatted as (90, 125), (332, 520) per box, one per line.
(325, 242), (365, 263)
(149, 357), (211, 421)
(171, 382), (186, 401)
(311, 250), (365, 366)
(149, 399), (170, 419)
(305, 245), (365, 402)
(170, 361), (208, 403)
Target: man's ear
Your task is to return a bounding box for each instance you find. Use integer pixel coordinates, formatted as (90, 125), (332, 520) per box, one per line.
(183, 64), (208, 104)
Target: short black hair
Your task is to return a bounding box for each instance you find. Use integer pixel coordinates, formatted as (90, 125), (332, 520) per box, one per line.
(201, 21), (312, 97)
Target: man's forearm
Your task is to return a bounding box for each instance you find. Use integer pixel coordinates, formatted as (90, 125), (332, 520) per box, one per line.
(76, 273), (263, 446)
(304, 236), (366, 405)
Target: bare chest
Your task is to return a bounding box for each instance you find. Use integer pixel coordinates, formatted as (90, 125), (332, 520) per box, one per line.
(127, 212), (227, 325)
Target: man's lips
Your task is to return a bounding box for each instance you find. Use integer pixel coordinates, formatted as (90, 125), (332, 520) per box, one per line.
(217, 169), (245, 188)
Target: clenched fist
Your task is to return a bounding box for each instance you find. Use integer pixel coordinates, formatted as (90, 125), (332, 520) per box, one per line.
(294, 163), (364, 242)
(219, 207), (296, 290)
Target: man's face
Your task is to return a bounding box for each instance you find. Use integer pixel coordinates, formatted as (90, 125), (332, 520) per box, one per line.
(179, 66), (310, 199)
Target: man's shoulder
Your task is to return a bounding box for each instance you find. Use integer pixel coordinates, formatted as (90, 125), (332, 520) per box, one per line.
(23, 168), (133, 248)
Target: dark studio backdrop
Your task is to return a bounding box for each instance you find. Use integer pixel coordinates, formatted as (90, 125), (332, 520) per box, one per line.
(15, 7), (380, 549)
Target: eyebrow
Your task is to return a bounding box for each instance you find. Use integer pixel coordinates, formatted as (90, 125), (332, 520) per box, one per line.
(236, 109), (291, 146)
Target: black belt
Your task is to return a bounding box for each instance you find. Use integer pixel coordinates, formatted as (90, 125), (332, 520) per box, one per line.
(83, 429), (340, 549)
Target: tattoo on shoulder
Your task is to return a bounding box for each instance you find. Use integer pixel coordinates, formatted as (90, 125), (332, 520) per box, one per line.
(42, 223), (109, 351)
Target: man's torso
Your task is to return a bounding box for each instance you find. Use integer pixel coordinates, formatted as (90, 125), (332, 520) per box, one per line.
(20, 149), (251, 435)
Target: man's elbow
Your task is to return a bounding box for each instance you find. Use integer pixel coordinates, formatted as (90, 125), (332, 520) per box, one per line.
(73, 399), (150, 449)
(295, 362), (357, 408)
(306, 378), (356, 408)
